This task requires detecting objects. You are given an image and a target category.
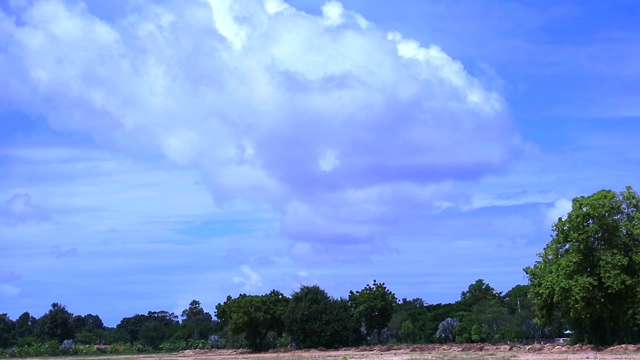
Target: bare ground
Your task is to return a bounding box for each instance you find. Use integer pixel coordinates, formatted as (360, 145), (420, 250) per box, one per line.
(22, 344), (640, 360)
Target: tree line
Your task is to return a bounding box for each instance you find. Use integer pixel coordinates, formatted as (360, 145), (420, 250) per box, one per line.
(2, 186), (640, 354)
(1, 279), (557, 355)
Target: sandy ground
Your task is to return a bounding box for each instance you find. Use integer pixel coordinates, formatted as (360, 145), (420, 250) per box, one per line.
(21, 344), (640, 360)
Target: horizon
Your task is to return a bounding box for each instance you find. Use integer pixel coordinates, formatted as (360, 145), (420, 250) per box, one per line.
(1, 0), (639, 328)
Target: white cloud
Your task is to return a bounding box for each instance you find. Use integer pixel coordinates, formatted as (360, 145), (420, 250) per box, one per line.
(232, 265), (264, 291)
(318, 149), (340, 172)
(546, 198), (572, 226)
(0, 194), (51, 224)
(0, 0), (520, 261)
(321, 1), (345, 27)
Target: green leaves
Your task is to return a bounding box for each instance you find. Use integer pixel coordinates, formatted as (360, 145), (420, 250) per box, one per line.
(214, 290), (288, 351)
(349, 280), (397, 344)
(285, 285), (361, 349)
(526, 187), (640, 345)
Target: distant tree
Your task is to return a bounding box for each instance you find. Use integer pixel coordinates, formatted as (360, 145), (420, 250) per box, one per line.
(215, 290), (288, 351)
(181, 300), (212, 341)
(145, 311), (179, 348)
(102, 327), (130, 344)
(116, 314), (148, 343)
(285, 285), (361, 349)
(15, 312), (37, 339)
(72, 314), (106, 345)
(71, 315), (88, 334)
(83, 314), (104, 330)
(36, 303), (74, 343)
(397, 297), (426, 312)
(349, 280), (397, 344)
(525, 187), (640, 345)
(139, 321), (168, 349)
(0, 314), (15, 348)
(454, 280), (513, 343)
(459, 279), (502, 311)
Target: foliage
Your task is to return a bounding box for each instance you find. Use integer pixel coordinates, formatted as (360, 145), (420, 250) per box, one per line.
(115, 311), (180, 349)
(35, 303), (74, 343)
(215, 289), (289, 351)
(285, 285), (361, 349)
(458, 279), (502, 311)
(178, 300), (219, 342)
(0, 314), (15, 349)
(525, 187), (640, 345)
(14, 313), (36, 340)
(349, 280), (397, 344)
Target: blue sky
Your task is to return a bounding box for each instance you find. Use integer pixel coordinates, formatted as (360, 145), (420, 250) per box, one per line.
(0, 0), (639, 326)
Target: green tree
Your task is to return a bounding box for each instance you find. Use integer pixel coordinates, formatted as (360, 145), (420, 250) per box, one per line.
(116, 314), (148, 343)
(0, 314), (15, 348)
(73, 314), (106, 345)
(36, 303), (74, 343)
(15, 312), (37, 339)
(453, 280), (513, 343)
(525, 187), (640, 345)
(285, 285), (361, 349)
(349, 280), (397, 344)
(458, 279), (502, 311)
(215, 290), (288, 351)
(143, 311), (179, 348)
(181, 300), (213, 341)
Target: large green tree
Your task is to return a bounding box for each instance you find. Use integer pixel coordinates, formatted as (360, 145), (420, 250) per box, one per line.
(14, 312), (37, 344)
(349, 280), (397, 344)
(215, 290), (288, 351)
(454, 280), (509, 343)
(116, 311), (179, 348)
(36, 303), (74, 343)
(525, 187), (640, 345)
(285, 285), (361, 349)
(181, 300), (213, 341)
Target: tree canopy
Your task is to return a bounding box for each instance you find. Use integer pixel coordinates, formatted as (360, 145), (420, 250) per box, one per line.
(285, 285), (361, 349)
(215, 290), (288, 351)
(525, 186), (640, 345)
(349, 280), (397, 343)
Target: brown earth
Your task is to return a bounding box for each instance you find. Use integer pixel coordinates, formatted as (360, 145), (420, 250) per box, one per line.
(24, 344), (640, 360)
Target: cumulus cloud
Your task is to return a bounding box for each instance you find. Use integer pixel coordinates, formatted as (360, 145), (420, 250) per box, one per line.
(0, 194), (51, 225)
(232, 265), (263, 291)
(0, 0), (520, 261)
(546, 198), (572, 227)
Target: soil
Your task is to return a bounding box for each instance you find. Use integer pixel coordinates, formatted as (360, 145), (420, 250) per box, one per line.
(24, 344), (640, 360)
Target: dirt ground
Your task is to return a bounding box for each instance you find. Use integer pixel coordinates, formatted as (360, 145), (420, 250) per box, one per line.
(24, 344), (640, 360)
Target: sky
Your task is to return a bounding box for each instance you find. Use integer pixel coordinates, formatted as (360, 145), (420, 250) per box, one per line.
(0, 0), (639, 327)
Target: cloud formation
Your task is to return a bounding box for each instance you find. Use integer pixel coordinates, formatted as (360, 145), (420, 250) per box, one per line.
(0, 0), (520, 260)
(0, 194), (51, 225)
(232, 265), (264, 291)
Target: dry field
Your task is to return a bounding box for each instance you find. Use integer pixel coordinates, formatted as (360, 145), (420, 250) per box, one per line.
(22, 344), (640, 360)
